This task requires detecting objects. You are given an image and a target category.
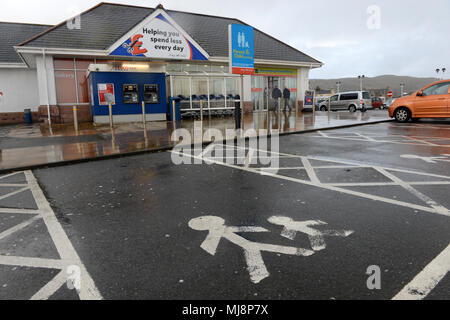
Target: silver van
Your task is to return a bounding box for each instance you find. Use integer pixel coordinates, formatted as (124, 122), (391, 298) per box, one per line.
(318, 91), (372, 112)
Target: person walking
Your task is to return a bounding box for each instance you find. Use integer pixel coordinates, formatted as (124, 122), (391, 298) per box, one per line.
(272, 86), (282, 111)
(283, 87), (291, 112)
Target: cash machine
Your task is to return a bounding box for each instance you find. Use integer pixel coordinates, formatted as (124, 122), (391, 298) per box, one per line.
(88, 71), (167, 124)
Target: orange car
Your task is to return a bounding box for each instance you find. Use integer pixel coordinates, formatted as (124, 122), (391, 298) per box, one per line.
(389, 80), (450, 122)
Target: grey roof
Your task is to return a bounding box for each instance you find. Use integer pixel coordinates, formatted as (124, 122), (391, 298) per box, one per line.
(18, 2), (321, 64)
(0, 22), (51, 63)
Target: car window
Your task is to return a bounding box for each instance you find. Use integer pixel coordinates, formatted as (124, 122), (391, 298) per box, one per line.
(340, 93), (358, 100)
(330, 95), (339, 102)
(362, 92), (371, 99)
(422, 82), (450, 96)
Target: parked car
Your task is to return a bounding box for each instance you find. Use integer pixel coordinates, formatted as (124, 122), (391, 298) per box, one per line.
(371, 97), (385, 109)
(389, 80), (450, 122)
(318, 91), (372, 112)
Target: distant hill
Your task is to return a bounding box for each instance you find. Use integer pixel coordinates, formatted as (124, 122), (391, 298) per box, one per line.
(310, 75), (440, 97)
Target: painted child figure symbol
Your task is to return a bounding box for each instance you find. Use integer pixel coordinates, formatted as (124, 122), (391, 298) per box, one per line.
(268, 216), (354, 251)
(189, 216), (314, 284)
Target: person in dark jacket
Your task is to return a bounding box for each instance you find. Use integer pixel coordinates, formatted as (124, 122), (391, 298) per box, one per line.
(283, 87), (291, 112)
(272, 86), (282, 111)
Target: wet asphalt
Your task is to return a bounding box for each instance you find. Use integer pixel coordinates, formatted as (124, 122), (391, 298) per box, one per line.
(1, 120), (449, 300)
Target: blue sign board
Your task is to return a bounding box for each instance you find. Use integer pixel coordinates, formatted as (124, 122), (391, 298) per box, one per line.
(304, 90), (315, 106)
(229, 24), (254, 74)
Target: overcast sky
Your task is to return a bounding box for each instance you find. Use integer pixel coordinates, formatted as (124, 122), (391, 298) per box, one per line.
(1, 0), (448, 79)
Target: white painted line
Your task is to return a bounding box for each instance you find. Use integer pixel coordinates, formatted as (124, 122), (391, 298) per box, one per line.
(325, 182), (398, 187)
(197, 143), (217, 158)
(0, 215), (40, 240)
(0, 255), (70, 269)
(404, 136), (438, 146)
(0, 208), (41, 214)
(24, 171), (102, 300)
(311, 135), (444, 147)
(374, 167), (450, 216)
(0, 187), (29, 201)
(393, 243), (450, 300)
(30, 270), (68, 300)
(356, 133), (377, 142)
(0, 184), (28, 187)
(172, 151), (450, 217)
(0, 172), (23, 181)
(301, 157), (320, 183)
(309, 155), (450, 180)
(317, 131), (329, 137)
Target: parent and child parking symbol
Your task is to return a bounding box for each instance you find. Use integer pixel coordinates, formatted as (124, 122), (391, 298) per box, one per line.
(189, 216), (354, 284)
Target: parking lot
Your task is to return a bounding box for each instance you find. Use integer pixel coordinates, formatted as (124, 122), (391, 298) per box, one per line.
(0, 120), (449, 300)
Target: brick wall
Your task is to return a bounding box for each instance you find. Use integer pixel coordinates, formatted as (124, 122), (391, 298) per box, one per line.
(0, 112), (39, 125)
(37, 105), (92, 124)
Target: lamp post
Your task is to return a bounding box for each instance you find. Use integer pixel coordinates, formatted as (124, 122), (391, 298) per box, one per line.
(336, 81), (341, 93)
(400, 83), (405, 97)
(436, 68), (440, 80)
(443, 68), (447, 79)
(358, 75), (365, 91)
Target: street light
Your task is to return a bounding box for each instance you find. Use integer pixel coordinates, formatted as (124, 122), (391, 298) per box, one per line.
(336, 81), (341, 93)
(358, 75), (365, 91)
(400, 82), (405, 97)
(436, 68), (441, 79)
(443, 68), (447, 79)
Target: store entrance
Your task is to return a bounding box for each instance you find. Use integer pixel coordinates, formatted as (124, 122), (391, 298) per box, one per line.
(266, 77), (280, 111)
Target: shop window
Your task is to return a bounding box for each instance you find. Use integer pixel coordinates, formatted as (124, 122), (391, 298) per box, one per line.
(76, 71), (89, 103)
(55, 70), (77, 104)
(76, 59), (94, 70)
(54, 58), (92, 105)
(210, 65), (226, 73)
(197, 65), (211, 73)
(167, 64), (182, 72)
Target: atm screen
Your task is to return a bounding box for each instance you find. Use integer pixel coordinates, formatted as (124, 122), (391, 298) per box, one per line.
(123, 84), (139, 104)
(143, 84), (159, 104)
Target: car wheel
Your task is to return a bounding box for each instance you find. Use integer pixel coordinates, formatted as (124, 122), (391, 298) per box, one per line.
(394, 107), (411, 123)
(320, 106), (327, 112)
(349, 105), (357, 113)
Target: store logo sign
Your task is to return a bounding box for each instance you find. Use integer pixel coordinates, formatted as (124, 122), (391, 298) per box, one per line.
(110, 12), (208, 61)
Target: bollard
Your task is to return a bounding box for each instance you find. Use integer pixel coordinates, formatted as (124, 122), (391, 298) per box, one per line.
(234, 98), (241, 130)
(312, 96), (316, 117)
(278, 97), (282, 129)
(108, 103), (114, 129)
(200, 99), (204, 123)
(142, 101), (148, 143)
(142, 101), (147, 127)
(172, 100), (177, 131)
(73, 106), (79, 132)
(328, 97), (331, 117)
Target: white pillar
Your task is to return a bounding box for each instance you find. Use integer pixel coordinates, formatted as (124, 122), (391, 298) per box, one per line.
(36, 54), (57, 106)
(297, 67), (310, 105)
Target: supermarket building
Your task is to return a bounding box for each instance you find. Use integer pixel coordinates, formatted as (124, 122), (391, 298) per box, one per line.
(0, 2), (322, 124)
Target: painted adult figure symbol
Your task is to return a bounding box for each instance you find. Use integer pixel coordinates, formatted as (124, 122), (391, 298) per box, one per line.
(189, 216), (314, 284)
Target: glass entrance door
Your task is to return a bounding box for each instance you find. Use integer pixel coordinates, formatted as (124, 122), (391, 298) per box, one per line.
(267, 77), (280, 110)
